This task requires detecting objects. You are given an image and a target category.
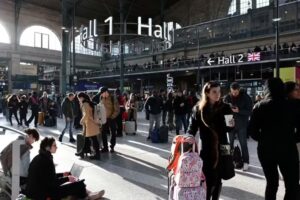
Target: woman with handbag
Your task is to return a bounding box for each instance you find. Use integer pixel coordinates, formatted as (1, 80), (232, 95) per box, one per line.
(75, 92), (100, 160)
(188, 81), (235, 200)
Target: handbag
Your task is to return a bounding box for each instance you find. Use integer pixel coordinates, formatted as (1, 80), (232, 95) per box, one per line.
(219, 133), (235, 180)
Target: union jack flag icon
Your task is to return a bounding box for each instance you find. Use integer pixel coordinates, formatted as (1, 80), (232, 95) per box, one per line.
(247, 52), (261, 62)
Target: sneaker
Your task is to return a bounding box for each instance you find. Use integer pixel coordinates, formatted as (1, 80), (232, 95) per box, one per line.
(88, 190), (105, 200)
(243, 163), (249, 171)
(58, 135), (63, 142)
(110, 148), (115, 153)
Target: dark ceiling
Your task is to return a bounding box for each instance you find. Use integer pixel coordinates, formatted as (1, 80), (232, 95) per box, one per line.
(24, 0), (182, 22)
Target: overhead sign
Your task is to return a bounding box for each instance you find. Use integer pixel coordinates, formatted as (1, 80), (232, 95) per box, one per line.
(80, 17), (181, 50)
(18, 63), (37, 76)
(207, 54), (244, 66)
(206, 52), (261, 66)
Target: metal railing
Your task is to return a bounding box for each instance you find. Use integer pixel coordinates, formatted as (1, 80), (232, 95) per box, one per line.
(0, 126), (26, 200)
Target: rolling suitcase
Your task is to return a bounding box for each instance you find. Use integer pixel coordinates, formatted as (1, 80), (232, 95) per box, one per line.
(125, 121), (136, 135)
(159, 125), (169, 143)
(38, 112), (44, 125)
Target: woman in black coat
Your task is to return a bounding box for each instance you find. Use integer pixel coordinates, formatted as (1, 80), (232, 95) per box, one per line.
(188, 81), (234, 200)
(25, 137), (105, 200)
(248, 78), (300, 200)
(7, 94), (20, 126)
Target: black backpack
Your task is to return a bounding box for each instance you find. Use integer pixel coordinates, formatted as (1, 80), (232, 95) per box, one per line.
(233, 145), (243, 169)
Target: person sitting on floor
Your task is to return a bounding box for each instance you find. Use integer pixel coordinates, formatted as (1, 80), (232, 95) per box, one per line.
(25, 137), (105, 200)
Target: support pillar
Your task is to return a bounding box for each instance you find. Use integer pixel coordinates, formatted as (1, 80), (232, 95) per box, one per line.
(8, 54), (20, 93)
(119, 0), (126, 93)
(61, 0), (72, 95)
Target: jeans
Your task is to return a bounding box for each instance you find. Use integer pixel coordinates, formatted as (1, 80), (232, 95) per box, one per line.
(229, 127), (249, 163)
(175, 114), (187, 135)
(149, 113), (161, 137)
(9, 110), (20, 125)
(61, 118), (74, 139)
(102, 118), (117, 150)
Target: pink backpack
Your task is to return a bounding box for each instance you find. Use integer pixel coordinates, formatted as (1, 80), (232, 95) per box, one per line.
(170, 136), (206, 200)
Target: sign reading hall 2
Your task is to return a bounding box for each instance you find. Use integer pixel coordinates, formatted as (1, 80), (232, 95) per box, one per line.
(207, 52), (261, 66)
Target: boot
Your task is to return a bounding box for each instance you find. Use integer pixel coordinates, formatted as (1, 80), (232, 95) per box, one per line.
(212, 182), (222, 200)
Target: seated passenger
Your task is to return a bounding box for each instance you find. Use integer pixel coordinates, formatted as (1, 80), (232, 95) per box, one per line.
(25, 137), (105, 200)
(0, 128), (40, 181)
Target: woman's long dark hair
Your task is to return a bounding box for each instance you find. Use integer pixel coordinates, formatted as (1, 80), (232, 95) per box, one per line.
(198, 81), (221, 111)
(77, 92), (94, 108)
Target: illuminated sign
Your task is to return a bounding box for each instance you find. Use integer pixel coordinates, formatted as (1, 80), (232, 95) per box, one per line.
(80, 17), (181, 50)
(207, 54), (245, 66)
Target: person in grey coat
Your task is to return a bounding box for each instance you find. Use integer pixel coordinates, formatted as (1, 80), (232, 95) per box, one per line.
(223, 82), (253, 171)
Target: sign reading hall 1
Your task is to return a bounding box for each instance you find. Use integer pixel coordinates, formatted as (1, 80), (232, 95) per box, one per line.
(80, 17), (181, 49)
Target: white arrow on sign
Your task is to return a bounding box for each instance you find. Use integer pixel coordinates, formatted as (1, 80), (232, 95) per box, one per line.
(207, 58), (215, 66)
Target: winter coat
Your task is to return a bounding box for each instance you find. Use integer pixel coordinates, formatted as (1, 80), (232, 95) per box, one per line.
(81, 102), (100, 137)
(144, 95), (163, 115)
(25, 150), (69, 200)
(61, 97), (74, 119)
(19, 100), (28, 114)
(39, 97), (51, 113)
(28, 96), (39, 111)
(188, 102), (233, 168)
(101, 96), (120, 119)
(248, 97), (300, 156)
(8, 99), (19, 112)
(173, 96), (188, 115)
(223, 90), (253, 128)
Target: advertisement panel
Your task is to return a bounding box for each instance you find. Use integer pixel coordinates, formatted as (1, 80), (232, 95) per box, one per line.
(277, 67), (296, 82)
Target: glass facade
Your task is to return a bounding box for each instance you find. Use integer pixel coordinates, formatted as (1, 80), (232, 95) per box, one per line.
(20, 26), (61, 50)
(71, 35), (101, 57)
(228, 0), (270, 15)
(256, 0), (270, 8)
(0, 23), (10, 44)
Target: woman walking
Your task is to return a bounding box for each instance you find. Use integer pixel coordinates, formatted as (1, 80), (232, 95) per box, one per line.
(7, 94), (20, 126)
(188, 81), (234, 200)
(75, 92), (100, 160)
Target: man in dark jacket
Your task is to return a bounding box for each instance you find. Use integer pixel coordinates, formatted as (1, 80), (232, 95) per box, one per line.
(144, 90), (163, 139)
(59, 93), (75, 143)
(173, 90), (188, 135)
(26, 92), (40, 127)
(248, 78), (300, 200)
(224, 82), (252, 171)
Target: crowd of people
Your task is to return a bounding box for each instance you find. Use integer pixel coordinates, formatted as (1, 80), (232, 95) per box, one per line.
(0, 78), (299, 199)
